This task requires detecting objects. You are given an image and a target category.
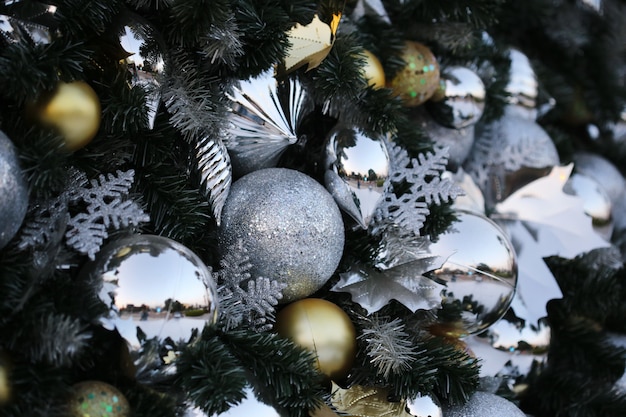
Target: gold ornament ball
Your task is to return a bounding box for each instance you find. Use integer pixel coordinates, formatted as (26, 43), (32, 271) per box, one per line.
(35, 81), (101, 150)
(68, 380), (130, 417)
(275, 298), (356, 380)
(0, 352), (10, 406)
(388, 41), (440, 107)
(360, 49), (385, 89)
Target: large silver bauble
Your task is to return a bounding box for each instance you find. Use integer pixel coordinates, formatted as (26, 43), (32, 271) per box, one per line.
(564, 172), (613, 240)
(429, 210), (517, 336)
(84, 235), (218, 350)
(573, 152), (625, 207)
(443, 391), (526, 417)
(324, 127), (389, 228)
(0, 131), (28, 250)
(218, 168), (344, 303)
(464, 107), (559, 207)
(427, 66), (486, 129)
(405, 393), (443, 417)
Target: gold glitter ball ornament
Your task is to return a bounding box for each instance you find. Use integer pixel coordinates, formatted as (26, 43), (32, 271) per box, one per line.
(68, 381), (130, 417)
(388, 41), (440, 107)
(33, 81), (101, 150)
(360, 49), (385, 89)
(275, 298), (356, 380)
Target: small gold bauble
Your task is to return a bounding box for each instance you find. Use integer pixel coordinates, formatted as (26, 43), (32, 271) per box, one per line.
(360, 49), (385, 89)
(36, 81), (101, 150)
(275, 298), (356, 380)
(68, 380), (130, 417)
(0, 352), (10, 406)
(388, 41), (440, 107)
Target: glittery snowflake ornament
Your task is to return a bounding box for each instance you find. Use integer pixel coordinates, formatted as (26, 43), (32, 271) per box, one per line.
(372, 140), (464, 238)
(19, 169), (149, 260)
(216, 240), (286, 332)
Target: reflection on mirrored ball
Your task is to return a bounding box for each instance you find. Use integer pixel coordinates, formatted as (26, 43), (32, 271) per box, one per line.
(427, 66), (486, 129)
(83, 234), (218, 350)
(325, 127), (389, 228)
(429, 210), (517, 336)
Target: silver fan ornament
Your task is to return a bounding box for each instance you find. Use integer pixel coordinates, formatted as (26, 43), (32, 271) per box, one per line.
(0, 131), (28, 250)
(324, 127), (390, 229)
(0, 1), (57, 45)
(427, 66), (486, 130)
(225, 69), (312, 177)
(428, 210), (518, 336)
(119, 17), (164, 129)
(83, 235), (219, 351)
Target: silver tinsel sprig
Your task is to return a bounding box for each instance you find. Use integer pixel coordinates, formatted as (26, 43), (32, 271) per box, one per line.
(162, 52), (232, 224)
(162, 52), (225, 141)
(30, 313), (92, 367)
(360, 316), (416, 379)
(217, 240), (286, 331)
(199, 15), (244, 68)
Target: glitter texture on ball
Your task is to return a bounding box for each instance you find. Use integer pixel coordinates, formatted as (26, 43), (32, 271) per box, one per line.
(218, 168), (345, 303)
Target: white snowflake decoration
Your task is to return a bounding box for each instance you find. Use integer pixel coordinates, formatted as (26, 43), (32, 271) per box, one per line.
(373, 141), (464, 238)
(19, 169), (149, 260)
(217, 240), (286, 331)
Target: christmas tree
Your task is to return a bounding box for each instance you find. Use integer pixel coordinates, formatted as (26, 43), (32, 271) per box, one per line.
(1, 0), (626, 416)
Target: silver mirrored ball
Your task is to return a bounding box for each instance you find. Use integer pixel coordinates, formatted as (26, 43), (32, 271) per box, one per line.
(427, 66), (486, 129)
(405, 393), (443, 417)
(85, 234), (218, 350)
(429, 210), (518, 336)
(325, 128), (389, 228)
(0, 131), (28, 250)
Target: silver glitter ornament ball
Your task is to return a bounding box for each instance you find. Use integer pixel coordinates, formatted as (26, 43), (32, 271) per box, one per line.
(443, 391), (526, 417)
(218, 168), (345, 303)
(83, 234), (218, 350)
(0, 130), (29, 250)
